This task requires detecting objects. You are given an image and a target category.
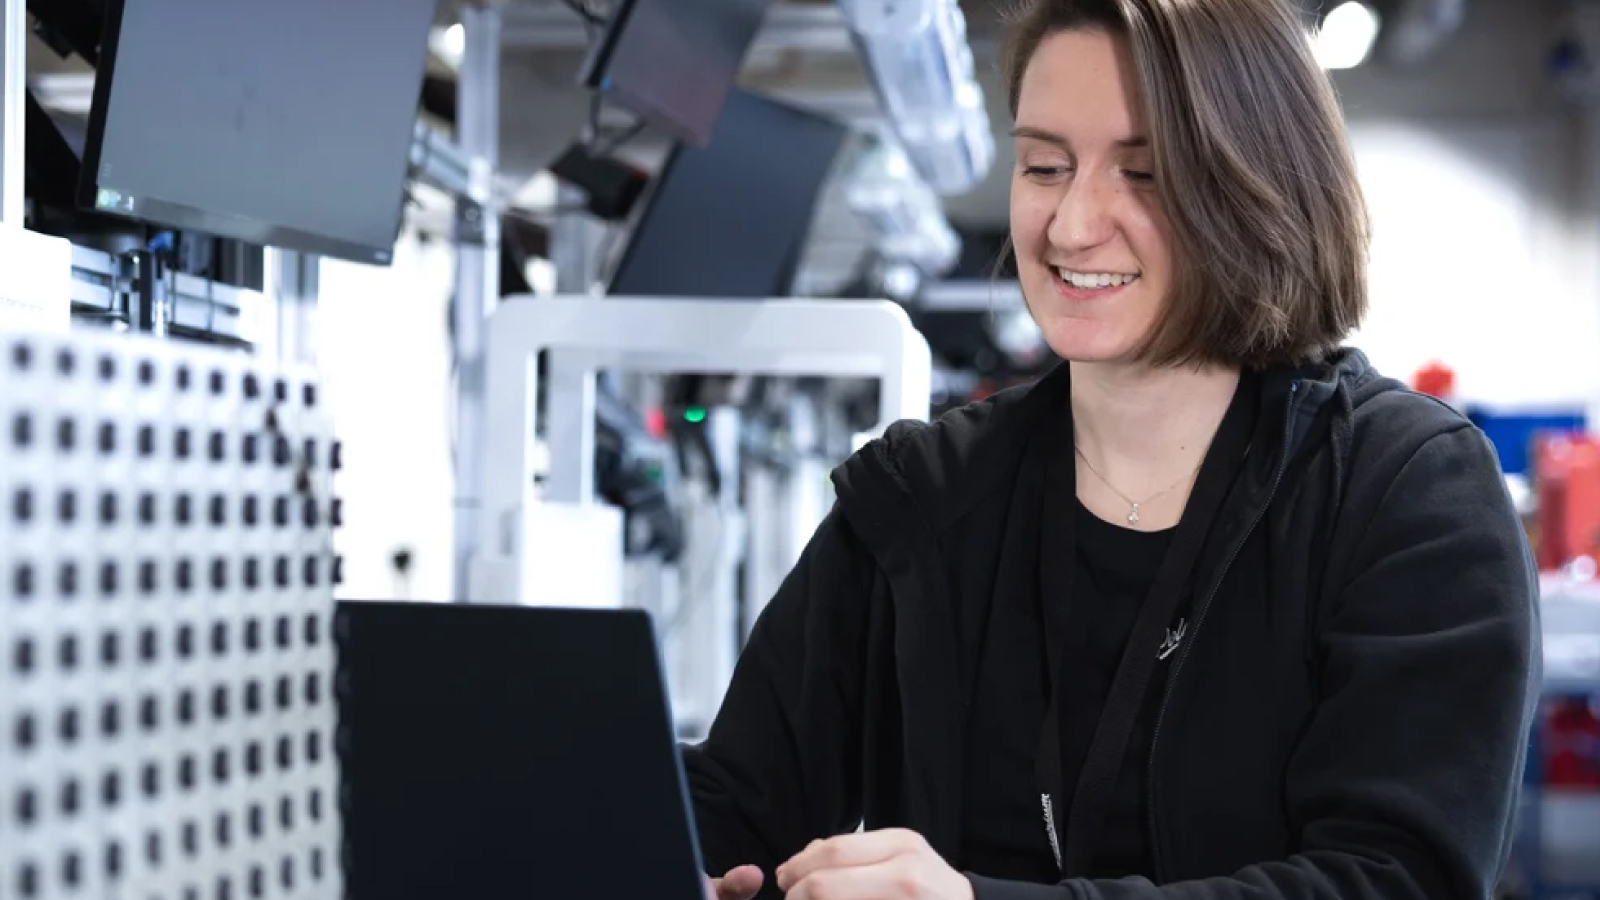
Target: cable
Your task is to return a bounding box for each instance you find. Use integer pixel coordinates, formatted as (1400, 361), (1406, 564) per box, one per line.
(562, 0), (604, 28)
(500, 205), (591, 228)
(596, 118), (647, 155)
(662, 500), (725, 637)
(587, 89), (605, 144)
(584, 89), (649, 154)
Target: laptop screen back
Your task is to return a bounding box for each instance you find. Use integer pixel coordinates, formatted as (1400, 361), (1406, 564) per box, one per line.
(336, 602), (705, 900)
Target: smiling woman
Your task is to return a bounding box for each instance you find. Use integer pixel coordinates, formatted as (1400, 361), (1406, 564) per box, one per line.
(1003, 0), (1368, 370)
(683, 2), (1538, 900)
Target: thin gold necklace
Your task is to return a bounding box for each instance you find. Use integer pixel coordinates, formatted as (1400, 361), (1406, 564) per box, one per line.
(1073, 444), (1201, 526)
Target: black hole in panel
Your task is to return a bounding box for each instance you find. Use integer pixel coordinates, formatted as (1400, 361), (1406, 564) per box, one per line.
(14, 712), (36, 749)
(101, 769), (121, 807)
(16, 786), (37, 822)
(59, 706), (80, 743)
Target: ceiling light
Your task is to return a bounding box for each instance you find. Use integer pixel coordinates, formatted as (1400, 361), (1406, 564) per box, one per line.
(429, 23), (466, 69)
(1314, 2), (1380, 70)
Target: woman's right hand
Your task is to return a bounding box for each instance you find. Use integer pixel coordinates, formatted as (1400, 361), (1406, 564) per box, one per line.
(704, 865), (764, 900)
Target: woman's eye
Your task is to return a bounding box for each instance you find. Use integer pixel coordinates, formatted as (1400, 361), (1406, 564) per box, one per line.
(1022, 165), (1069, 179)
(1123, 169), (1155, 184)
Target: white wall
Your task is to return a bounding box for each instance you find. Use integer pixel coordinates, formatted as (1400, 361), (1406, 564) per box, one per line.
(1348, 116), (1600, 407)
(316, 230), (456, 602)
(1329, 0), (1600, 408)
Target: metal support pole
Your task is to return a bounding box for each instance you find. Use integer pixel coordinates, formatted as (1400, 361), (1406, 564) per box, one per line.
(452, 5), (502, 601)
(552, 185), (604, 293)
(1, 0), (26, 226)
(269, 249), (320, 366)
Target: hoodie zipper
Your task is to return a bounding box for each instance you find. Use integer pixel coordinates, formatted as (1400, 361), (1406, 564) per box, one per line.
(1142, 380), (1301, 880)
(1042, 793), (1064, 872)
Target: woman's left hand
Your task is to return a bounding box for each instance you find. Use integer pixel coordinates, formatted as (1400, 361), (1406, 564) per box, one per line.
(775, 829), (975, 900)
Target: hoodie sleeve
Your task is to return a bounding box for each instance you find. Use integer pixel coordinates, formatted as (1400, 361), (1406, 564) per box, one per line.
(968, 423), (1541, 900)
(682, 506), (883, 896)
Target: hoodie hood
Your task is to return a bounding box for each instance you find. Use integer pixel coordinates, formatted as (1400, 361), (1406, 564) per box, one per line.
(833, 348), (1388, 551)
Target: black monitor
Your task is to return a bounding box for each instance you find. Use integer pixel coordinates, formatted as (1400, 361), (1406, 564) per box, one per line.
(580, 0), (774, 148)
(608, 90), (847, 300)
(78, 0), (435, 265)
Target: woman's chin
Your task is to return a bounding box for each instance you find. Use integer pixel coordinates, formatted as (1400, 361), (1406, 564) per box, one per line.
(1040, 326), (1140, 365)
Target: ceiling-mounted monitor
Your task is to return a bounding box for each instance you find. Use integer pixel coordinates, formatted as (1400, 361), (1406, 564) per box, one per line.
(579, 0), (774, 148)
(608, 89), (847, 300)
(77, 0), (435, 265)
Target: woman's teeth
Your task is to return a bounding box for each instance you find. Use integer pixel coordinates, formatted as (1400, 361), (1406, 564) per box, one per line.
(1055, 268), (1138, 289)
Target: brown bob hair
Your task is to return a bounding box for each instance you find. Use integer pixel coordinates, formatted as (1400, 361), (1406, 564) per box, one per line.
(1001, 0), (1370, 368)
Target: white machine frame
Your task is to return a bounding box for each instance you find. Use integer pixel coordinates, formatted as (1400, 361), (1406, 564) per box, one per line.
(471, 293), (932, 605)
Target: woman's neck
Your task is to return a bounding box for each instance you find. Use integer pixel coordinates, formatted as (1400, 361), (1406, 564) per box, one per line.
(1069, 359), (1241, 492)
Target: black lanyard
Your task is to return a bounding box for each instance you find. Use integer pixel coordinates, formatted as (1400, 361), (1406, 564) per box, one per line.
(1034, 373), (1257, 878)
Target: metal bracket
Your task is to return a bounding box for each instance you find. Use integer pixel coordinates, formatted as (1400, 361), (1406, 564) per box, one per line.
(472, 294), (932, 604)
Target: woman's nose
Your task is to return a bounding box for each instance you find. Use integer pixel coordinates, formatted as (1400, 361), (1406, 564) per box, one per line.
(1046, 178), (1116, 252)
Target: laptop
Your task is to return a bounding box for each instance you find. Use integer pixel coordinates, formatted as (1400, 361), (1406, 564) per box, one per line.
(335, 601), (707, 900)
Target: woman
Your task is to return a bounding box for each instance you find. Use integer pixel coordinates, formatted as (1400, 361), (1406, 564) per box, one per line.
(687, 0), (1540, 897)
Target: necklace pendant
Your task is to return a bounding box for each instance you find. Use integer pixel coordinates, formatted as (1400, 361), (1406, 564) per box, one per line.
(1127, 503), (1141, 525)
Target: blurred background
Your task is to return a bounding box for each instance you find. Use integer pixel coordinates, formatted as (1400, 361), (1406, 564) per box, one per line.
(18, 0), (1600, 895)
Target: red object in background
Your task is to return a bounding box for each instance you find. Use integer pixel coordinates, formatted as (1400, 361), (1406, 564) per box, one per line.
(1543, 697), (1600, 790)
(1412, 361), (1457, 400)
(644, 408), (668, 440)
(1534, 433), (1600, 570)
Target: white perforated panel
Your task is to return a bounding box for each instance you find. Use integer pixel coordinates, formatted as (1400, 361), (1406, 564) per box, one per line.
(0, 328), (343, 900)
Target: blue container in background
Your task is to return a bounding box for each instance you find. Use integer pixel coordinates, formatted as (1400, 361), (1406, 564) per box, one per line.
(1464, 406), (1589, 476)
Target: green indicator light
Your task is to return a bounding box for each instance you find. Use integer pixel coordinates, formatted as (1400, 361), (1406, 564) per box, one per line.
(684, 407), (707, 424)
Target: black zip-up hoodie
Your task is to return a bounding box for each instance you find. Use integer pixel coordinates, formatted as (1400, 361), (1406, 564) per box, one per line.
(683, 349), (1541, 900)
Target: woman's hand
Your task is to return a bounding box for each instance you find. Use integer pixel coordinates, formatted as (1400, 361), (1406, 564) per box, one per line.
(704, 865), (764, 900)
(775, 829), (974, 900)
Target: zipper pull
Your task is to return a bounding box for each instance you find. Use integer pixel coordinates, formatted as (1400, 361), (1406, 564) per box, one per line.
(1040, 793), (1063, 874)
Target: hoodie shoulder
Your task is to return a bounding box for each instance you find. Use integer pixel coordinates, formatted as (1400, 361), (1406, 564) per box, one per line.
(1346, 364), (1478, 462)
(834, 368), (1068, 535)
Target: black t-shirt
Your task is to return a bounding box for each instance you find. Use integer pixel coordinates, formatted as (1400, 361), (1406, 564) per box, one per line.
(960, 497), (1174, 882)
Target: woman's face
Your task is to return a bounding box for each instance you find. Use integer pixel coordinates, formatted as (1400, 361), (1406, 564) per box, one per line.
(1009, 28), (1174, 365)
